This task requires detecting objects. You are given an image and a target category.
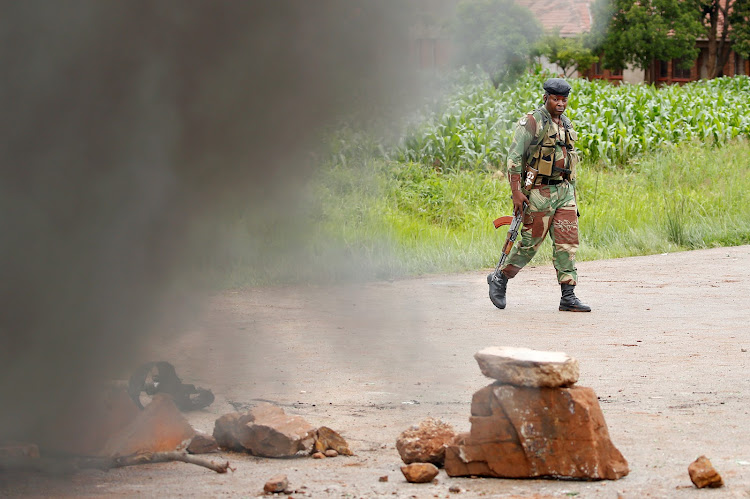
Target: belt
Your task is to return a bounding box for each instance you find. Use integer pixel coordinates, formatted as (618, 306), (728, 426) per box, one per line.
(536, 177), (565, 185)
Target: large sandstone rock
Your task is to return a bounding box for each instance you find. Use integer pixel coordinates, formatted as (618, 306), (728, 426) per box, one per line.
(396, 417), (456, 466)
(101, 393), (195, 457)
(444, 383), (629, 480)
(213, 412), (247, 451)
(474, 346), (579, 388)
(213, 402), (314, 457)
(36, 385), (140, 456)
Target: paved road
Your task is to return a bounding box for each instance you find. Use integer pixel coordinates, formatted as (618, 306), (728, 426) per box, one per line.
(5, 245), (750, 497)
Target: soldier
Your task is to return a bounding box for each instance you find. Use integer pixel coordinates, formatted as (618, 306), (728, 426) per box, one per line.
(491, 78), (590, 312)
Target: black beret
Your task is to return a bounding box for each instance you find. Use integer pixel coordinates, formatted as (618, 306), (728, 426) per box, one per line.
(543, 78), (571, 96)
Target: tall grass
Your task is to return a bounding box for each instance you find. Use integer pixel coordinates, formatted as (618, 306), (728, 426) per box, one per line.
(200, 75), (750, 286)
(577, 140), (750, 259)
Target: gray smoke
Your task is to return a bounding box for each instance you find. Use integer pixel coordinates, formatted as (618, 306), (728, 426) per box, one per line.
(0, 1), (417, 446)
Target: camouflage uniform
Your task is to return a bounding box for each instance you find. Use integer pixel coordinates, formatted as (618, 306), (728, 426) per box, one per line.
(501, 106), (580, 285)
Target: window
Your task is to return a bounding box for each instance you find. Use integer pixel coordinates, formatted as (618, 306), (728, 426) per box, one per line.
(659, 60), (669, 79)
(672, 59), (692, 80)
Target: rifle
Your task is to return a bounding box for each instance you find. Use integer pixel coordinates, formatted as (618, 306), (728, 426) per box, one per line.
(487, 202), (526, 308)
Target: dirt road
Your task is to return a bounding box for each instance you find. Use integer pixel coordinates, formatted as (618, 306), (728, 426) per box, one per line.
(5, 245), (750, 498)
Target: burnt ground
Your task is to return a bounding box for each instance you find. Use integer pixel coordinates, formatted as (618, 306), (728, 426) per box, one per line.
(3, 245), (750, 498)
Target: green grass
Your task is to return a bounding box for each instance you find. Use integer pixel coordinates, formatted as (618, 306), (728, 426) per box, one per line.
(195, 74), (750, 287)
(297, 138), (750, 283)
(577, 140), (750, 260)
(198, 137), (750, 287)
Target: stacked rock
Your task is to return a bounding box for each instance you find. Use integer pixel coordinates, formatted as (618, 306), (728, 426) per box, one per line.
(444, 346), (629, 480)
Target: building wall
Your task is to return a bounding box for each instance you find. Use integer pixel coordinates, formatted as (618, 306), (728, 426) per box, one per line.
(622, 67), (643, 84)
(408, 0), (458, 71)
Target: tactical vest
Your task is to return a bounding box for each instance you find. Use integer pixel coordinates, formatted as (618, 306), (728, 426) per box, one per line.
(521, 108), (578, 188)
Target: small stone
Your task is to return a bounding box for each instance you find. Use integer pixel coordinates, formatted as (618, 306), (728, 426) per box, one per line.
(263, 474), (289, 494)
(379, 475), (388, 482)
(324, 449), (338, 458)
(187, 432), (219, 454)
(312, 452), (326, 459)
(400, 462), (439, 483)
(449, 485), (461, 493)
(474, 346), (579, 387)
(688, 455), (724, 488)
(396, 417), (456, 466)
(314, 426), (353, 456)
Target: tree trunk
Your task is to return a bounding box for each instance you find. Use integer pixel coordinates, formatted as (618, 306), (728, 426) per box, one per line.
(706, 0), (735, 78)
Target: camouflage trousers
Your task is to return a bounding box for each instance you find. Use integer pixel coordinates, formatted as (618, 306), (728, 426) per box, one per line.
(501, 181), (579, 285)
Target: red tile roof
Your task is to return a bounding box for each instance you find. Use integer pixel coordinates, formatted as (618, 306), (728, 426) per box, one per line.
(515, 0), (592, 36)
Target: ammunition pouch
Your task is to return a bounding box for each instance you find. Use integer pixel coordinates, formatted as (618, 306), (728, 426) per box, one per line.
(520, 108), (580, 189)
(536, 131), (557, 176)
(566, 128), (578, 181)
(567, 150), (579, 181)
(522, 164), (539, 194)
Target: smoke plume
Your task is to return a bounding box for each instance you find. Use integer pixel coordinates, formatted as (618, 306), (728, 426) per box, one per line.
(0, 1), (416, 445)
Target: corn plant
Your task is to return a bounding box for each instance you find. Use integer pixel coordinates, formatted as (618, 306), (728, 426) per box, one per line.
(398, 73), (750, 169)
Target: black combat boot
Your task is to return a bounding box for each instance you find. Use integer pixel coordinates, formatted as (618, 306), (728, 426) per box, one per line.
(487, 272), (509, 309)
(559, 283), (591, 312)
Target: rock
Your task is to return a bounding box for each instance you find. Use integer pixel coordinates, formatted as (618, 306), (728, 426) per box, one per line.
(264, 474), (289, 493)
(212, 403), (314, 457)
(240, 403), (314, 457)
(187, 432), (219, 454)
(314, 426), (353, 456)
(101, 393), (195, 457)
(400, 462), (439, 483)
(449, 484), (461, 493)
(212, 412), (247, 451)
(312, 452), (326, 459)
(324, 449), (338, 458)
(37, 385), (140, 456)
(688, 455), (724, 488)
(444, 383), (629, 480)
(378, 475), (388, 482)
(474, 346), (579, 388)
(396, 417), (456, 466)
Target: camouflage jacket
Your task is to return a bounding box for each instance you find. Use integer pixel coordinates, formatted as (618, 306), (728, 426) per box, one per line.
(506, 106), (577, 183)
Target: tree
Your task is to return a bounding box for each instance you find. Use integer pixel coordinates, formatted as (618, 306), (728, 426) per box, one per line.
(700, 0), (736, 78)
(590, 0), (704, 81)
(452, 0), (542, 88)
(535, 31), (599, 77)
(730, 0), (750, 60)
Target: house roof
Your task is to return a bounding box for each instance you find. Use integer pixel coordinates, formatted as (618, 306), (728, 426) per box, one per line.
(515, 0), (592, 37)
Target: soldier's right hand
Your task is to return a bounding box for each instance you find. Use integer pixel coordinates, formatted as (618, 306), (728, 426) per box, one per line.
(511, 190), (528, 216)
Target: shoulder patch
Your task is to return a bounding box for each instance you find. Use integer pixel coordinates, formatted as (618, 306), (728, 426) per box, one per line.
(524, 113), (537, 134)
